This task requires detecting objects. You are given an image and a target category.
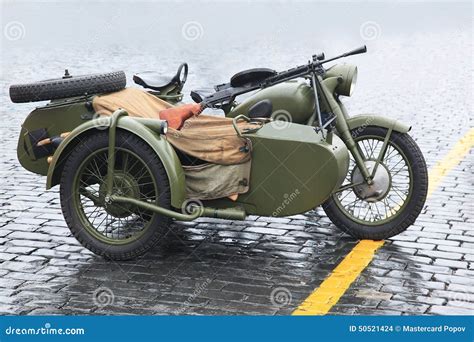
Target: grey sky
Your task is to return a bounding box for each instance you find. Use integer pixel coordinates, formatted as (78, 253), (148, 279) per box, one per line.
(1, 1), (470, 50)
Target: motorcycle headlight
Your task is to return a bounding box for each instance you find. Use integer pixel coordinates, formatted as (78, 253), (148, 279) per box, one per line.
(325, 64), (358, 97)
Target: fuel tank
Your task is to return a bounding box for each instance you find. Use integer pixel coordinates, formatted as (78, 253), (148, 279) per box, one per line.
(236, 122), (349, 216)
(228, 80), (315, 124)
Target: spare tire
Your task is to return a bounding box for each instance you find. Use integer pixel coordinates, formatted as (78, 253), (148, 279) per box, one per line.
(9, 71), (126, 103)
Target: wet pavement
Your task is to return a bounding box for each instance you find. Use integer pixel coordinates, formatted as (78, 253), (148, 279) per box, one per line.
(1, 24), (473, 315)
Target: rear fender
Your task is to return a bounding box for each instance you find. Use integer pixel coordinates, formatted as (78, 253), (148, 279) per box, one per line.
(345, 115), (411, 135)
(46, 116), (186, 208)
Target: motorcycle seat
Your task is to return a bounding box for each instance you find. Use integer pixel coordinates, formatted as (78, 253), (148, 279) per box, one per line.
(133, 72), (175, 91)
(133, 63), (188, 92)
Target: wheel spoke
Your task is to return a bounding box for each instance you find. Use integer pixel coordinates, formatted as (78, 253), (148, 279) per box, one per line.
(334, 135), (413, 225)
(74, 147), (159, 242)
(79, 187), (102, 206)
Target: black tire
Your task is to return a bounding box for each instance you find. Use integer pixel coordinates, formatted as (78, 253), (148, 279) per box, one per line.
(323, 127), (428, 240)
(9, 71), (126, 103)
(59, 130), (171, 260)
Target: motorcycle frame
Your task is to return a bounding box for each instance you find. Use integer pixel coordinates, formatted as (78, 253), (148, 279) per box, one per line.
(34, 46), (410, 221)
(315, 73), (376, 184)
(206, 62), (385, 185)
(237, 66), (383, 186)
(316, 76), (396, 186)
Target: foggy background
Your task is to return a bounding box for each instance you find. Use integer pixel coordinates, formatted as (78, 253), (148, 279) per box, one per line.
(0, 0), (472, 158)
(1, 1), (471, 89)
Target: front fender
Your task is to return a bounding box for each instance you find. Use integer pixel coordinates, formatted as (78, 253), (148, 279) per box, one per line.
(345, 115), (411, 134)
(46, 116), (186, 209)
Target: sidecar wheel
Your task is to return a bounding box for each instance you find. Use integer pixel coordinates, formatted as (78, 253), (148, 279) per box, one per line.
(59, 131), (171, 260)
(323, 127), (428, 240)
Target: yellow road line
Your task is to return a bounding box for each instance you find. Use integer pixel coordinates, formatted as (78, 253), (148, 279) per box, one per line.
(292, 127), (474, 316)
(293, 240), (384, 315)
(427, 128), (474, 197)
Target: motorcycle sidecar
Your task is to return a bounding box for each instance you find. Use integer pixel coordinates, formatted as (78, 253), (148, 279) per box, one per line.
(16, 88), (349, 260)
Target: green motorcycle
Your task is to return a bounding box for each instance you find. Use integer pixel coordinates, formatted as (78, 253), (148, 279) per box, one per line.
(10, 45), (428, 260)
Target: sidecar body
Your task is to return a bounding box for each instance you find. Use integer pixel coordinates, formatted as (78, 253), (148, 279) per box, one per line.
(206, 122), (348, 216)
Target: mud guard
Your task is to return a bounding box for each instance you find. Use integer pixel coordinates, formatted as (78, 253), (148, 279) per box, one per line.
(46, 116), (186, 209)
(345, 115), (411, 134)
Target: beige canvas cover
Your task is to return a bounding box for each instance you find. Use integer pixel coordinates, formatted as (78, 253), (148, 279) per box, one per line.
(92, 88), (257, 199)
(183, 160), (251, 200)
(92, 87), (172, 117)
(166, 115), (256, 165)
(93, 87), (257, 165)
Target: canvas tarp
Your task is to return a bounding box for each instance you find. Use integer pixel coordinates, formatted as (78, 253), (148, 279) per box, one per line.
(183, 160), (251, 200)
(92, 88), (258, 165)
(92, 87), (173, 117)
(92, 88), (257, 199)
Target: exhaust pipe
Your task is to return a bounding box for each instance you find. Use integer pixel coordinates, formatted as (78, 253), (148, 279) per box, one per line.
(110, 195), (246, 221)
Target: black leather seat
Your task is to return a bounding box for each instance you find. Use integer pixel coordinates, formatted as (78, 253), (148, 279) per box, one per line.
(133, 72), (175, 91)
(133, 63), (188, 92)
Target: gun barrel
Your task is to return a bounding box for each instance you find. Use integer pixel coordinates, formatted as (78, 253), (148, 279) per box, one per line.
(321, 45), (367, 64)
(264, 64), (310, 85)
(201, 45), (367, 108)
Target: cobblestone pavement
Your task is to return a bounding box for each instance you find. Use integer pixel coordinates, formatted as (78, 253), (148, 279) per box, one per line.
(0, 28), (473, 315)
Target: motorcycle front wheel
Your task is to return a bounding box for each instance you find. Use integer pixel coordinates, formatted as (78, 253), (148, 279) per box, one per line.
(323, 126), (428, 240)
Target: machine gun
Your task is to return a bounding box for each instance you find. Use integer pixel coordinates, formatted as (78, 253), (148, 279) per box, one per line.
(191, 45), (367, 109)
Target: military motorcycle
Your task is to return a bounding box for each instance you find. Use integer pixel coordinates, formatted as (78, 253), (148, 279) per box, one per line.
(10, 45), (428, 260)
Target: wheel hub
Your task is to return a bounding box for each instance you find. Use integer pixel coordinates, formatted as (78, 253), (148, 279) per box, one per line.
(99, 172), (140, 217)
(352, 161), (390, 202)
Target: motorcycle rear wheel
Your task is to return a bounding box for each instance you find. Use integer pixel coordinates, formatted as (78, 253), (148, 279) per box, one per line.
(322, 126), (428, 240)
